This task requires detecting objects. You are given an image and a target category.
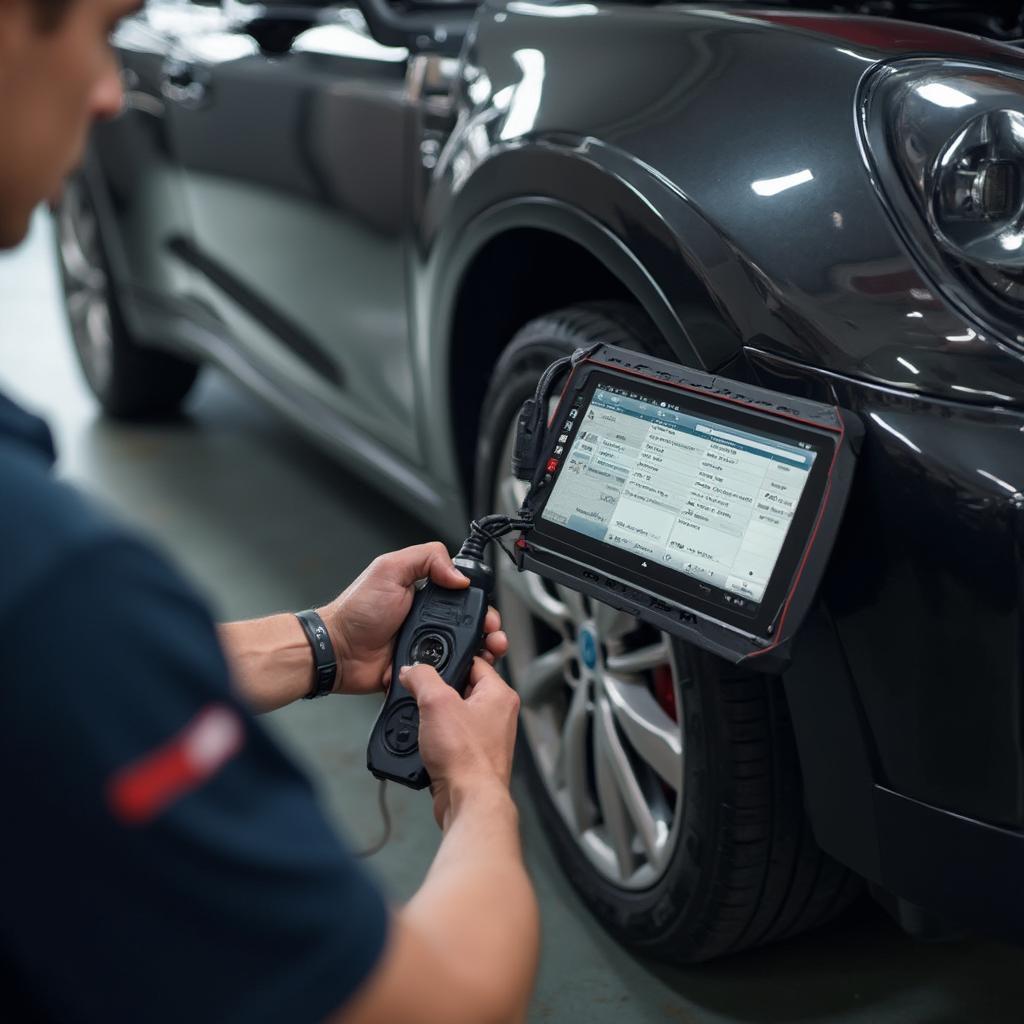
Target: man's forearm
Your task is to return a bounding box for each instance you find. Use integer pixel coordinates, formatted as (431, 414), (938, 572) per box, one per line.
(401, 783), (540, 1023)
(218, 614), (314, 712)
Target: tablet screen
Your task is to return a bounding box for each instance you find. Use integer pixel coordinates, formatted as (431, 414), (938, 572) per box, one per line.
(541, 383), (818, 611)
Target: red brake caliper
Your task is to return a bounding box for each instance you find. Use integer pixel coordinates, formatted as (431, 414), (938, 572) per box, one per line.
(653, 664), (677, 722)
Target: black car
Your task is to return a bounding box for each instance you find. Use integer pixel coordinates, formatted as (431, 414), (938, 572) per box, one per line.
(58, 0), (1024, 960)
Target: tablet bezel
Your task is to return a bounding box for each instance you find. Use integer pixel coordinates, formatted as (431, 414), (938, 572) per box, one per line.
(527, 367), (839, 638)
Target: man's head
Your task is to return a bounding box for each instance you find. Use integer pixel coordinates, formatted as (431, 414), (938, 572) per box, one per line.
(0, 0), (136, 248)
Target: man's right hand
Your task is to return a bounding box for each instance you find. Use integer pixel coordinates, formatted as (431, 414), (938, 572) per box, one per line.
(340, 658), (537, 1024)
(399, 659), (520, 829)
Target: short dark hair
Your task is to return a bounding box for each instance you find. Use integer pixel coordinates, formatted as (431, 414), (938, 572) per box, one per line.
(31, 0), (75, 30)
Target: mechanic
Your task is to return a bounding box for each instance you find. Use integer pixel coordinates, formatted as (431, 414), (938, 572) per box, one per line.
(0, 0), (540, 1020)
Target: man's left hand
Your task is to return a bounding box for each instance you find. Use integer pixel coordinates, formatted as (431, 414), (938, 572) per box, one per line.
(319, 543), (509, 695)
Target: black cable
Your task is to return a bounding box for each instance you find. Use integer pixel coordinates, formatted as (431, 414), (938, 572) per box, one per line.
(355, 779), (392, 858)
(468, 520), (518, 565)
(530, 354), (572, 409)
(529, 341), (601, 413)
(358, 515), (531, 857)
(512, 342), (602, 484)
(458, 513), (533, 561)
(491, 534), (519, 566)
(359, 348), (575, 854)
(361, 352), (574, 849)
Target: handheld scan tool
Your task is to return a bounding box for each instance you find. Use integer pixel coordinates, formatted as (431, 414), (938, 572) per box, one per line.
(367, 344), (861, 789)
(365, 554), (495, 789)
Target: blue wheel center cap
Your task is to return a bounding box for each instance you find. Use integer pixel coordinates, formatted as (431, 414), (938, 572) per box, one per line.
(579, 629), (598, 670)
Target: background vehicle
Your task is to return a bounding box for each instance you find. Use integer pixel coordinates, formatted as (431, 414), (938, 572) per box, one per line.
(59, 0), (1024, 960)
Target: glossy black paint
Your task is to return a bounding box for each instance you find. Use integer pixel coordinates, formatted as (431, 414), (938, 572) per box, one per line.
(429, 4), (1024, 400)
(89, 0), (1024, 933)
(750, 351), (1024, 826)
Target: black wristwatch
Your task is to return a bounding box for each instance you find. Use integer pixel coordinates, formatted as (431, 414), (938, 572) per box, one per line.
(295, 609), (338, 699)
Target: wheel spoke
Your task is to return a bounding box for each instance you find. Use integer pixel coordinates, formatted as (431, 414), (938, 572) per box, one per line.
(554, 584), (587, 621)
(593, 699), (636, 877)
(591, 600), (634, 640)
(601, 672), (681, 788)
(558, 678), (594, 832)
(516, 643), (571, 707)
(490, 387), (685, 890)
(65, 285), (93, 323)
(59, 231), (106, 292)
(499, 474), (529, 516)
(605, 640), (670, 675)
(595, 697), (661, 866)
(499, 563), (568, 631)
(84, 299), (114, 381)
(76, 202), (99, 258)
(75, 264), (104, 292)
(86, 298), (112, 345)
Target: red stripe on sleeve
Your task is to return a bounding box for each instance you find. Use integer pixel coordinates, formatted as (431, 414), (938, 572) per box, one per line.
(107, 704), (244, 825)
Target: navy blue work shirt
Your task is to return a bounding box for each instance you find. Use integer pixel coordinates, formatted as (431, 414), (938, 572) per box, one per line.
(0, 391), (388, 1022)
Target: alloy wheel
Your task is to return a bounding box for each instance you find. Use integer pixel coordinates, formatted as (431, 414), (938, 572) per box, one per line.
(57, 179), (115, 390)
(494, 416), (685, 889)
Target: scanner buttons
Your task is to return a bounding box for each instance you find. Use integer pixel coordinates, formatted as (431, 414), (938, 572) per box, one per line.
(383, 699), (420, 756)
(411, 630), (452, 671)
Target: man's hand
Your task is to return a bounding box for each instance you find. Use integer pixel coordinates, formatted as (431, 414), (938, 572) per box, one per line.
(400, 658), (520, 829)
(339, 658), (537, 1024)
(320, 542), (508, 696)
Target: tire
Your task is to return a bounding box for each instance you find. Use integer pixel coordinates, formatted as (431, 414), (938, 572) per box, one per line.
(474, 302), (861, 962)
(55, 176), (199, 419)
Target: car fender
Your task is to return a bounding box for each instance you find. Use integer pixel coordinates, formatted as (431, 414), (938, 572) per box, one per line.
(425, 3), (1024, 406)
(416, 136), (768, 491)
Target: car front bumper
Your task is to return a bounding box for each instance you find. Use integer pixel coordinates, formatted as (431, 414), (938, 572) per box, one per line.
(751, 349), (1024, 938)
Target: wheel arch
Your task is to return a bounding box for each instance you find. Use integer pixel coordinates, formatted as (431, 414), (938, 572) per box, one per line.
(444, 211), (645, 504)
(426, 175), (744, 507)
(420, 139), (760, 503)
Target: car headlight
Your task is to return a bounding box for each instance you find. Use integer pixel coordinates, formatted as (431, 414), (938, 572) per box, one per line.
(861, 61), (1024, 338)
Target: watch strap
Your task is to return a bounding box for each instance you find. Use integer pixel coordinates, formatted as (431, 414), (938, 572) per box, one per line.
(295, 609), (337, 699)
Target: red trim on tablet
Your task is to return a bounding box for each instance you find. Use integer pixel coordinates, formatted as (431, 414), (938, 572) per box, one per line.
(585, 358), (843, 434)
(569, 354), (846, 659)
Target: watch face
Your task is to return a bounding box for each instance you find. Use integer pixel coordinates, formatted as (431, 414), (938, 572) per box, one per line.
(297, 610), (337, 697)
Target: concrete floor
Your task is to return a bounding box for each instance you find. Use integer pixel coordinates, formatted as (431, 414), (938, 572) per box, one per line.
(3, 210), (1023, 1022)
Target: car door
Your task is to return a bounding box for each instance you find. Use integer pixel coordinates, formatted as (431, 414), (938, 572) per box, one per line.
(161, 0), (418, 459)
(95, 0), (224, 326)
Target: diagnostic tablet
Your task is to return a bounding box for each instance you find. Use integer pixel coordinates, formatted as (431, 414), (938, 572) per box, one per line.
(515, 346), (861, 669)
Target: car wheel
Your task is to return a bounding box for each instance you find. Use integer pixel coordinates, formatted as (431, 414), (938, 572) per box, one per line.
(474, 302), (861, 962)
(55, 176), (199, 419)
